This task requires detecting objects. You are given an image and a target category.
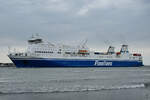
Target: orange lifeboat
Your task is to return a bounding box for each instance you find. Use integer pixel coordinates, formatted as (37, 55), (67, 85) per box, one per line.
(78, 50), (88, 53)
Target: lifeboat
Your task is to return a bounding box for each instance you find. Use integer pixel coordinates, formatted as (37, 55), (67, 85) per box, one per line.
(78, 50), (89, 55)
(78, 50), (88, 53)
(116, 52), (121, 55)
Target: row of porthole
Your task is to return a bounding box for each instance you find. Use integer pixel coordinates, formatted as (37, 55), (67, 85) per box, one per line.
(35, 51), (53, 53)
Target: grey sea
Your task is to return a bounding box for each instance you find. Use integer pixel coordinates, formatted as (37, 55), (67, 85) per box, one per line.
(0, 66), (150, 100)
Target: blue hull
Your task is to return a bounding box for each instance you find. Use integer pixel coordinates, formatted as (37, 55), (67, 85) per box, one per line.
(10, 58), (143, 68)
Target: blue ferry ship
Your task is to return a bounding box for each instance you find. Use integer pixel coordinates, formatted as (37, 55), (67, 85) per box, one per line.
(8, 34), (143, 67)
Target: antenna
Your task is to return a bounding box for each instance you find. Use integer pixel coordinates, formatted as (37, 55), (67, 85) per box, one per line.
(104, 40), (110, 46)
(82, 39), (88, 46)
(8, 46), (11, 54)
(79, 39), (88, 48)
(14, 48), (16, 53)
(35, 33), (40, 37)
(119, 34), (128, 45)
(31, 34), (34, 38)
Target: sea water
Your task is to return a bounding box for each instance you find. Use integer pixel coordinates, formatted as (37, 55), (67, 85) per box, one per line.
(0, 66), (150, 100)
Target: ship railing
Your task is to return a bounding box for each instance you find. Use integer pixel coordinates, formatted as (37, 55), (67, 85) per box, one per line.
(8, 47), (27, 56)
(9, 52), (28, 57)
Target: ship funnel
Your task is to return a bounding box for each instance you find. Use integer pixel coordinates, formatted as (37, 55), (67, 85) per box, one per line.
(120, 45), (129, 53)
(107, 46), (115, 54)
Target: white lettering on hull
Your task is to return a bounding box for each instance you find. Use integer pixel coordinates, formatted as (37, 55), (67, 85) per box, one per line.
(94, 60), (112, 66)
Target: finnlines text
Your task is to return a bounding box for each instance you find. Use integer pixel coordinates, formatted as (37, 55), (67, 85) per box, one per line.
(94, 60), (112, 66)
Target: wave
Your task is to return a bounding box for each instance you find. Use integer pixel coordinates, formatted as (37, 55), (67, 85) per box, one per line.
(0, 83), (146, 94)
(0, 78), (98, 84)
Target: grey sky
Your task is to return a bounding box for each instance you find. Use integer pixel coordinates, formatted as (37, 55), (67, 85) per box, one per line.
(0, 0), (150, 64)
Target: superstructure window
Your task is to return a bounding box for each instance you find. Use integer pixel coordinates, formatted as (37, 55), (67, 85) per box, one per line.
(35, 51), (53, 53)
(94, 52), (100, 55)
(65, 52), (71, 54)
(58, 52), (61, 54)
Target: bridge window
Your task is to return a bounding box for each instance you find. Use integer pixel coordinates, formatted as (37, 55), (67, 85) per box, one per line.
(58, 52), (61, 54)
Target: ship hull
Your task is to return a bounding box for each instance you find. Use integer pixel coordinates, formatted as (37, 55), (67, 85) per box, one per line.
(9, 57), (143, 68)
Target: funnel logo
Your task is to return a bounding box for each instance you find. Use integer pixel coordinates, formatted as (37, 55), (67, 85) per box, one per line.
(94, 60), (112, 66)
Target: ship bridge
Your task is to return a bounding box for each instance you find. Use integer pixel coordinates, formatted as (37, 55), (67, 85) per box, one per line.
(28, 34), (43, 44)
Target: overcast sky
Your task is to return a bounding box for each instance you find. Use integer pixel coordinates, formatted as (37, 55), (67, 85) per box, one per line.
(0, 0), (150, 64)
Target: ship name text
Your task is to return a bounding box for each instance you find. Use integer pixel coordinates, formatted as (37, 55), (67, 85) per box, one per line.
(94, 60), (112, 66)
